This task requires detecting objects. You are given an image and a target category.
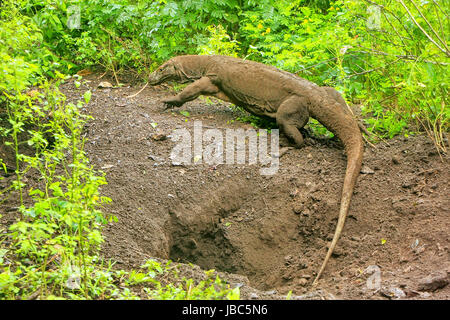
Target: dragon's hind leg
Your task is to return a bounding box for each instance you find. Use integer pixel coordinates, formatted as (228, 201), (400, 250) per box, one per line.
(276, 96), (310, 148)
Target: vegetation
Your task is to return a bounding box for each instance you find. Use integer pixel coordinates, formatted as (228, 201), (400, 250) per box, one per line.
(0, 0), (448, 299)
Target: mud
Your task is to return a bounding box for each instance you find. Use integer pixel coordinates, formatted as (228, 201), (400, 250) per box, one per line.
(1, 74), (449, 299)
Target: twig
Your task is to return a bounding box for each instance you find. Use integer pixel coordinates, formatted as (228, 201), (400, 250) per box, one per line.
(98, 71), (107, 79)
(345, 57), (402, 78)
(295, 57), (337, 74)
(431, 0), (449, 18)
(351, 47), (449, 65)
(408, 0), (449, 52)
(127, 82), (148, 98)
(362, 133), (377, 149)
(415, 115), (445, 162)
(381, 10), (409, 48)
(398, 0), (449, 57)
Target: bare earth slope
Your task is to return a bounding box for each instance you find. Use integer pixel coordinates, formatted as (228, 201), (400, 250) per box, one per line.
(2, 75), (448, 299)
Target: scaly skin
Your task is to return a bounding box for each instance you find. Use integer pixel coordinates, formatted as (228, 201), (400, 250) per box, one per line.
(149, 55), (364, 285)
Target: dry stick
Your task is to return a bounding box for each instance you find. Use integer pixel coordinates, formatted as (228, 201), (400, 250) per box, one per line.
(351, 47), (449, 65)
(111, 62), (120, 86)
(417, 94), (448, 156)
(98, 71), (108, 79)
(367, 29), (408, 48)
(381, 10), (409, 48)
(295, 57), (337, 74)
(414, 95), (446, 157)
(416, 116), (444, 162)
(432, 1), (445, 37)
(408, 0), (449, 52)
(431, 0), (449, 17)
(398, 0), (449, 57)
(295, 53), (372, 75)
(345, 57), (402, 78)
(127, 82), (148, 98)
(362, 132), (377, 149)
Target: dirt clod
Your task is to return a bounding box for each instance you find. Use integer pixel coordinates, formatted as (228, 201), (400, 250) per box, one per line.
(417, 272), (449, 292)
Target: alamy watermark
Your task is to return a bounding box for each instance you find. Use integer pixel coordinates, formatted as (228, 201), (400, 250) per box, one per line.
(170, 121), (279, 175)
(365, 265), (381, 290)
(67, 5), (81, 30)
(366, 5), (381, 30)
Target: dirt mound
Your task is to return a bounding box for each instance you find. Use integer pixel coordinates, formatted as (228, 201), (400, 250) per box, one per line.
(2, 75), (449, 299)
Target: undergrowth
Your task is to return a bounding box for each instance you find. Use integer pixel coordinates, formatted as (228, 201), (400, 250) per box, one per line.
(0, 2), (238, 299)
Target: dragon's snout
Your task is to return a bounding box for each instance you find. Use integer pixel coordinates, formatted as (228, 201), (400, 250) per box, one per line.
(148, 62), (177, 85)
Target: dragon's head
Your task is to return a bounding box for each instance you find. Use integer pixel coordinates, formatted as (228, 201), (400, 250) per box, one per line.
(148, 59), (178, 85)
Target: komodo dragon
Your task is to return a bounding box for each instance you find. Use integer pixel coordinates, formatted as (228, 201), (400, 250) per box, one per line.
(148, 55), (364, 285)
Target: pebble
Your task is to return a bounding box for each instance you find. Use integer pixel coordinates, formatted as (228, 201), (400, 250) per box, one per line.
(380, 286), (406, 299)
(392, 155), (401, 164)
(98, 81), (113, 88)
(249, 293), (259, 300)
(360, 165), (375, 174)
(264, 290), (277, 295)
(151, 133), (168, 141)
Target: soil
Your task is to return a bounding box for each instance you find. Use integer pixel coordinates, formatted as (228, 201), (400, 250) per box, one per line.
(1, 74), (449, 300)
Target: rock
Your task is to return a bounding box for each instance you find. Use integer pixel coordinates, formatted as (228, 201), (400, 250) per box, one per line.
(411, 239), (426, 254)
(292, 289), (336, 300)
(419, 292), (431, 298)
(417, 272), (448, 292)
(289, 188), (299, 198)
(151, 133), (168, 141)
(249, 293), (259, 300)
(301, 209), (311, 217)
(264, 290), (277, 295)
(98, 81), (113, 88)
(391, 155), (401, 164)
(284, 255), (293, 265)
(360, 165), (375, 174)
(147, 154), (160, 161)
(380, 286), (406, 299)
(292, 204), (303, 215)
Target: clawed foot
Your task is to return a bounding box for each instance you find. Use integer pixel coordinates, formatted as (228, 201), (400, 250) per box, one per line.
(161, 97), (183, 111)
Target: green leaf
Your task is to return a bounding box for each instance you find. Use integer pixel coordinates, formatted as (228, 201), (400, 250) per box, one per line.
(84, 90), (92, 104)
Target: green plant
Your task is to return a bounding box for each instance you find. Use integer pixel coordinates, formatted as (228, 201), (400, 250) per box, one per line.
(141, 261), (240, 300)
(198, 25), (240, 57)
(0, 78), (117, 299)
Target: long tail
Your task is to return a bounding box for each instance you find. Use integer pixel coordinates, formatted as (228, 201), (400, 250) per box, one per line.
(312, 114), (364, 286)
